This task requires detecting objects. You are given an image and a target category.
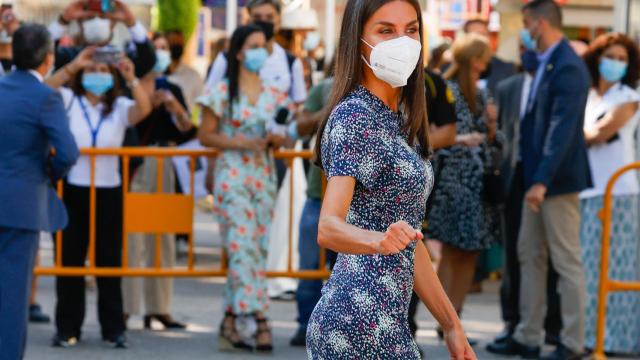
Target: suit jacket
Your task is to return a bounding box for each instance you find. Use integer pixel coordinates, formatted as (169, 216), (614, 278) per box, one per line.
(496, 73), (526, 196)
(486, 57), (517, 97)
(0, 71), (79, 232)
(520, 39), (592, 196)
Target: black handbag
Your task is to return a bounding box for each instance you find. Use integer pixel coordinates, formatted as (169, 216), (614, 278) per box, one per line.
(483, 145), (506, 205)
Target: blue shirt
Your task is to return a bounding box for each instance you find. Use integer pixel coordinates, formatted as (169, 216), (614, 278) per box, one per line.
(527, 40), (562, 112)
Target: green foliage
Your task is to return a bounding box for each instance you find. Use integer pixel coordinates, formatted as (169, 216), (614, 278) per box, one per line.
(156, 0), (200, 40)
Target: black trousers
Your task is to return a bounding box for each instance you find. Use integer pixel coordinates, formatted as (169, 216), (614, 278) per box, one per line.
(500, 163), (562, 335)
(55, 183), (125, 340)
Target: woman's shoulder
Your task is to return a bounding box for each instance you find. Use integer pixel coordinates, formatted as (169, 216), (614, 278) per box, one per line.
(327, 89), (377, 129)
(613, 84), (640, 103)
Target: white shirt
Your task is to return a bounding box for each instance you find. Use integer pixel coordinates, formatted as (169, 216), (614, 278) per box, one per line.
(519, 73), (533, 120)
(60, 87), (134, 188)
(28, 70), (44, 82)
(204, 43), (307, 103)
(48, 20), (148, 44)
(168, 63), (204, 112)
(581, 83), (640, 199)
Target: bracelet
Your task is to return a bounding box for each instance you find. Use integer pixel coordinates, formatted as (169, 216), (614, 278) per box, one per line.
(127, 78), (140, 88)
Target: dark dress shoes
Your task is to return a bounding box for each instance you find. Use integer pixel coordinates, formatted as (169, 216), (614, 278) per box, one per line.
(486, 337), (540, 359)
(289, 327), (307, 347)
(540, 344), (583, 360)
(29, 304), (51, 323)
(493, 326), (515, 344)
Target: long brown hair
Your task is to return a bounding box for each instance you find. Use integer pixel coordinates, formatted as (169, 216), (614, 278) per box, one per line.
(70, 64), (122, 117)
(314, 0), (429, 167)
(444, 33), (491, 115)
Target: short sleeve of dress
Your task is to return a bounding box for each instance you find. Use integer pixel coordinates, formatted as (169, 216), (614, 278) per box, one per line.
(321, 100), (389, 189)
(114, 96), (135, 127)
(196, 80), (229, 118)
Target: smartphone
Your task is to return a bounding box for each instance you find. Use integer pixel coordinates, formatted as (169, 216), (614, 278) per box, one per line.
(1, 4), (13, 23)
(87, 0), (115, 13)
(155, 77), (171, 91)
(94, 47), (123, 64)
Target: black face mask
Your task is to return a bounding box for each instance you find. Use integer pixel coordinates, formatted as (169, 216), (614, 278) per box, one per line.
(254, 20), (275, 41)
(170, 44), (184, 61)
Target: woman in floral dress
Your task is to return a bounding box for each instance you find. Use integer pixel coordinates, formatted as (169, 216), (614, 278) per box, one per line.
(306, 1), (476, 359)
(197, 24), (289, 353)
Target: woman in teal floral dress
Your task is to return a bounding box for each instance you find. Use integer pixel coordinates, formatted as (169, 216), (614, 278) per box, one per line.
(197, 25), (289, 353)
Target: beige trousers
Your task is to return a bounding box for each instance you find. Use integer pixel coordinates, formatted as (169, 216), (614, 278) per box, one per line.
(122, 157), (176, 315)
(513, 193), (586, 353)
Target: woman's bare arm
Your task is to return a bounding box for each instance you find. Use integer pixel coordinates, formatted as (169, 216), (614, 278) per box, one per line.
(584, 102), (639, 145)
(317, 176), (422, 255)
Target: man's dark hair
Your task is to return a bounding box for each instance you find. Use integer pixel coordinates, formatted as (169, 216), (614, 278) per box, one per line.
(523, 0), (563, 29)
(13, 23), (53, 70)
(463, 18), (489, 33)
(246, 0), (281, 14)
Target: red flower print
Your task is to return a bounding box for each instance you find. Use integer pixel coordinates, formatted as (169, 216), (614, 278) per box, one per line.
(231, 270), (238, 279)
(265, 103), (275, 112)
(221, 182), (230, 192)
(219, 83), (228, 93)
(257, 225), (266, 235)
(229, 168), (239, 178)
(229, 241), (240, 252)
(244, 285), (253, 295)
(245, 210), (254, 220)
(263, 166), (271, 176)
(244, 175), (254, 186)
(277, 92), (288, 104)
(242, 155), (250, 165)
(255, 180), (264, 191)
(239, 301), (248, 311)
(256, 289), (264, 298)
(237, 226), (247, 235)
(217, 195), (224, 204)
(242, 109), (252, 119)
(231, 119), (242, 128)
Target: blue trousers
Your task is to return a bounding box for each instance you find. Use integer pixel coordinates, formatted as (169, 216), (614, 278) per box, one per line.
(0, 227), (39, 360)
(295, 199), (323, 330)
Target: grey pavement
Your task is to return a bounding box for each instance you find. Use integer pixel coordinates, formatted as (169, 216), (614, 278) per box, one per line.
(23, 210), (626, 360)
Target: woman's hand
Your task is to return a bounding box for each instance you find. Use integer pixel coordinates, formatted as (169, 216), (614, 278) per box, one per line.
(233, 133), (268, 152)
(266, 132), (288, 149)
(375, 221), (422, 256)
(68, 46), (96, 73)
(117, 57), (136, 83)
(105, 0), (137, 27)
(456, 133), (485, 147)
(162, 90), (187, 116)
(444, 325), (477, 360)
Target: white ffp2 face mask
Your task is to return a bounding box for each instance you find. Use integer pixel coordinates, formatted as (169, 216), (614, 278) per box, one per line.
(83, 17), (112, 45)
(361, 36), (422, 88)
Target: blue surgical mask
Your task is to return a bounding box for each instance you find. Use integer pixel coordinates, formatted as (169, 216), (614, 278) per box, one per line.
(244, 48), (269, 73)
(82, 72), (114, 96)
(520, 29), (537, 51)
(520, 50), (540, 73)
(153, 49), (171, 73)
(304, 32), (321, 52)
(599, 58), (628, 83)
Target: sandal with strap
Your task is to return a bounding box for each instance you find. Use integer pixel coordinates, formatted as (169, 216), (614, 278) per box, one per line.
(219, 313), (253, 352)
(254, 316), (273, 352)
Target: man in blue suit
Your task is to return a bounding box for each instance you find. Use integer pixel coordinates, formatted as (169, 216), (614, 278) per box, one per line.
(0, 24), (78, 360)
(486, 1), (591, 360)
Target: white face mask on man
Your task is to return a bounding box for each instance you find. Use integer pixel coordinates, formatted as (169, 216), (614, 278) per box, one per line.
(83, 17), (112, 45)
(361, 36), (422, 88)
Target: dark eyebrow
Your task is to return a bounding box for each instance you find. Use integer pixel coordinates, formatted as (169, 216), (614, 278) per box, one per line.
(374, 20), (419, 27)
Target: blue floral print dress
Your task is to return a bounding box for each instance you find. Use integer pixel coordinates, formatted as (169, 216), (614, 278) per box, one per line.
(196, 79), (289, 315)
(306, 86), (434, 359)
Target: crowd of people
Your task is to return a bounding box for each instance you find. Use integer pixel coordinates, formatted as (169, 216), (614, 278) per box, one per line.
(0, 0), (639, 359)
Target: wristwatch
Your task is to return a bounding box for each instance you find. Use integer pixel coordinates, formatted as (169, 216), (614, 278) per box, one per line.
(127, 78), (140, 88)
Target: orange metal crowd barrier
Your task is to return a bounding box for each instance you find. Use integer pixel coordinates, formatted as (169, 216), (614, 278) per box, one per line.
(33, 147), (331, 281)
(592, 162), (640, 360)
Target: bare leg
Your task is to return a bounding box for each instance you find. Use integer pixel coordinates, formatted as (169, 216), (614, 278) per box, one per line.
(437, 243), (480, 313)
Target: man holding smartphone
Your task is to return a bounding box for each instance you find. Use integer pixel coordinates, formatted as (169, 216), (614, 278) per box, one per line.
(48, 0), (156, 79)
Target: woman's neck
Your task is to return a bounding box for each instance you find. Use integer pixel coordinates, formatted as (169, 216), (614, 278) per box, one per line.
(239, 67), (261, 86)
(597, 80), (616, 96)
(85, 91), (101, 106)
(361, 71), (401, 112)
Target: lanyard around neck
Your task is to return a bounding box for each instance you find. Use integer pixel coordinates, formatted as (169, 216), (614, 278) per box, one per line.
(78, 96), (108, 147)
